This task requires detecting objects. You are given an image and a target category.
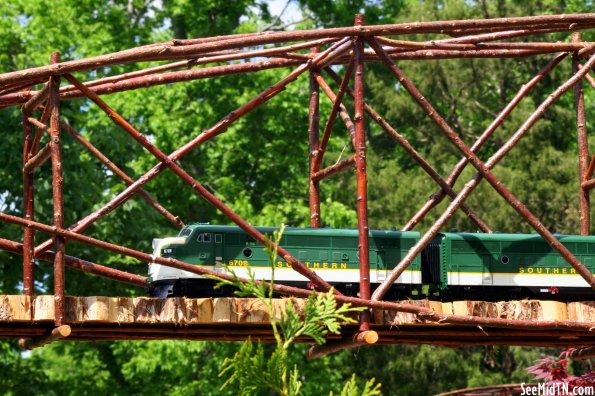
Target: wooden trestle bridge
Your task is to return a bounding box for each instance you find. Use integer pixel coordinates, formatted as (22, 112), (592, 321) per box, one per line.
(3, 295), (595, 357)
(0, 13), (594, 355)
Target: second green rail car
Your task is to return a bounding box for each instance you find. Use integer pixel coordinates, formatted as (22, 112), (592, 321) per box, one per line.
(424, 232), (595, 300)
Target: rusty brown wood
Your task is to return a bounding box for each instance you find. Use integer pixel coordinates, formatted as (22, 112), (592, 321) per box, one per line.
(4, 282), (595, 339)
(21, 113), (35, 296)
(313, 72), (356, 147)
(23, 141), (51, 173)
(312, 49), (356, 173)
(58, 38), (337, 95)
(6, 310), (595, 349)
(21, 82), (50, 116)
(587, 155), (595, 181)
(58, 334), (595, 346)
(5, 321), (595, 344)
(291, 47), (562, 63)
(15, 264), (595, 336)
(331, 337), (587, 348)
(575, 44), (595, 59)
(58, 40), (352, 294)
(574, 33), (590, 235)
(55, 335), (595, 346)
(312, 155), (356, 182)
(307, 330), (378, 359)
(0, 50), (562, 109)
(0, 58), (304, 109)
(30, 103), (51, 155)
(2, 16), (595, 350)
(66, 73), (338, 293)
(580, 63), (595, 88)
(59, 325), (595, 339)
(0, 212), (332, 300)
(474, 42), (590, 51)
(368, 38), (595, 299)
(19, 325), (71, 350)
(378, 47), (553, 59)
(582, 178), (595, 191)
(320, 69), (492, 233)
(68, 325), (305, 335)
(0, 47), (585, 110)
(49, 52), (65, 326)
(375, 38), (589, 51)
(353, 14), (371, 332)
(436, 27), (586, 44)
(446, 21), (594, 37)
(1, 14), (593, 87)
(32, 40), (349, 260)
(0, 238), (147, 287)
(403, 52), (568, 231)
(375, 115), (493, 233)
(59, 121), (184, 228)
(0, 79), (44, 96)
(20, 100), (50, 295)
(374, 328), (595, 338)
(58, 58), (302, 99)
(309, 47), (321, 228)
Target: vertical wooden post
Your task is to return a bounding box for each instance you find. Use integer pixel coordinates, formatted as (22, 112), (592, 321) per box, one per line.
(309, 47), (321, 228)
(573, 32), (590, 235)
(354, 14), (371, 331)
(49, 52), (65, 326)
(22, 115), (35, 296)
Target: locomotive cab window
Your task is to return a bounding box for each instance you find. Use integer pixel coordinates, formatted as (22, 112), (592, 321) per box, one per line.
(180, 228), (192, 237)
(197, 233), (212, 243)
(215, 234), (222, 243)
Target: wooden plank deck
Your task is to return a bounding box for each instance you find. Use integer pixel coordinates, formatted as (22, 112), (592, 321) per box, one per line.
(2, 295), (595, 347)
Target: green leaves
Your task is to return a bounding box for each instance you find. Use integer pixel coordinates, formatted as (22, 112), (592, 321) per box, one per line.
(213, 226), (373, 396)
(334, 375), (382, 396)
(219, 342), (299, 396)
(280, 290), (361, 347)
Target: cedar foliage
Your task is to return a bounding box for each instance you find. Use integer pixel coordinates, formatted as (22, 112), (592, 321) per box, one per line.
(214, 226), (379, 395)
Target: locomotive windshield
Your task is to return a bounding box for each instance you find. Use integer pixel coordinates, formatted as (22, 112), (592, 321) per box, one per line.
(179, 228), (193, 238)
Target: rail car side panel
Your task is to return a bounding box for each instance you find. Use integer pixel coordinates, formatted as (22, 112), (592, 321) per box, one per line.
(442, 233), (595, 291)
(149, 225), (422, 287)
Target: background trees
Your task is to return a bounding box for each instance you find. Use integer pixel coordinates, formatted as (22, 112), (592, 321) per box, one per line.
(0, 0), (593, 394)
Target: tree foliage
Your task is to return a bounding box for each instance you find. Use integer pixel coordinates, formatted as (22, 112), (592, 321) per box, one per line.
(527, 349), (595, 392)
(214, 226), (377, 396)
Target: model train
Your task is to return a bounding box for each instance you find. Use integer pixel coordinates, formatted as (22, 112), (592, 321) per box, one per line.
(147, 224), (595, 301)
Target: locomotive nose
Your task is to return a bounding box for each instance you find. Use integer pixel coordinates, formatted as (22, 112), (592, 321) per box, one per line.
(152, 238), (163, 255)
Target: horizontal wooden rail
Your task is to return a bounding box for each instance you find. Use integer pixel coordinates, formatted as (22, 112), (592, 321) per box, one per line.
(2, 296), (595, 349)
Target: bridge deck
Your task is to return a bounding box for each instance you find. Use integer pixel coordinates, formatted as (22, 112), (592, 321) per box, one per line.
(2, 295), (595, 347)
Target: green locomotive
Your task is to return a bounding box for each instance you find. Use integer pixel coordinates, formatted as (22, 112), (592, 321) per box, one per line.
(149, 224), (421, 298)
(148, 224), (595, 300)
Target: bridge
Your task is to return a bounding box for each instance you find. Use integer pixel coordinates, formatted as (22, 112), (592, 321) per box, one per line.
(3, 295), (595, 357)
(0, 13), (594, 355)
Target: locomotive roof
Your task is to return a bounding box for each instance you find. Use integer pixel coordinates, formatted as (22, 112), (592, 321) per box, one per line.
(440, 232), (595, 243)
(181, 224), (419, 238)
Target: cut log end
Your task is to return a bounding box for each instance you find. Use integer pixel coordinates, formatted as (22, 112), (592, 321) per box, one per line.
(354, 330), (378, 344)
(19, 324), (71, 350)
